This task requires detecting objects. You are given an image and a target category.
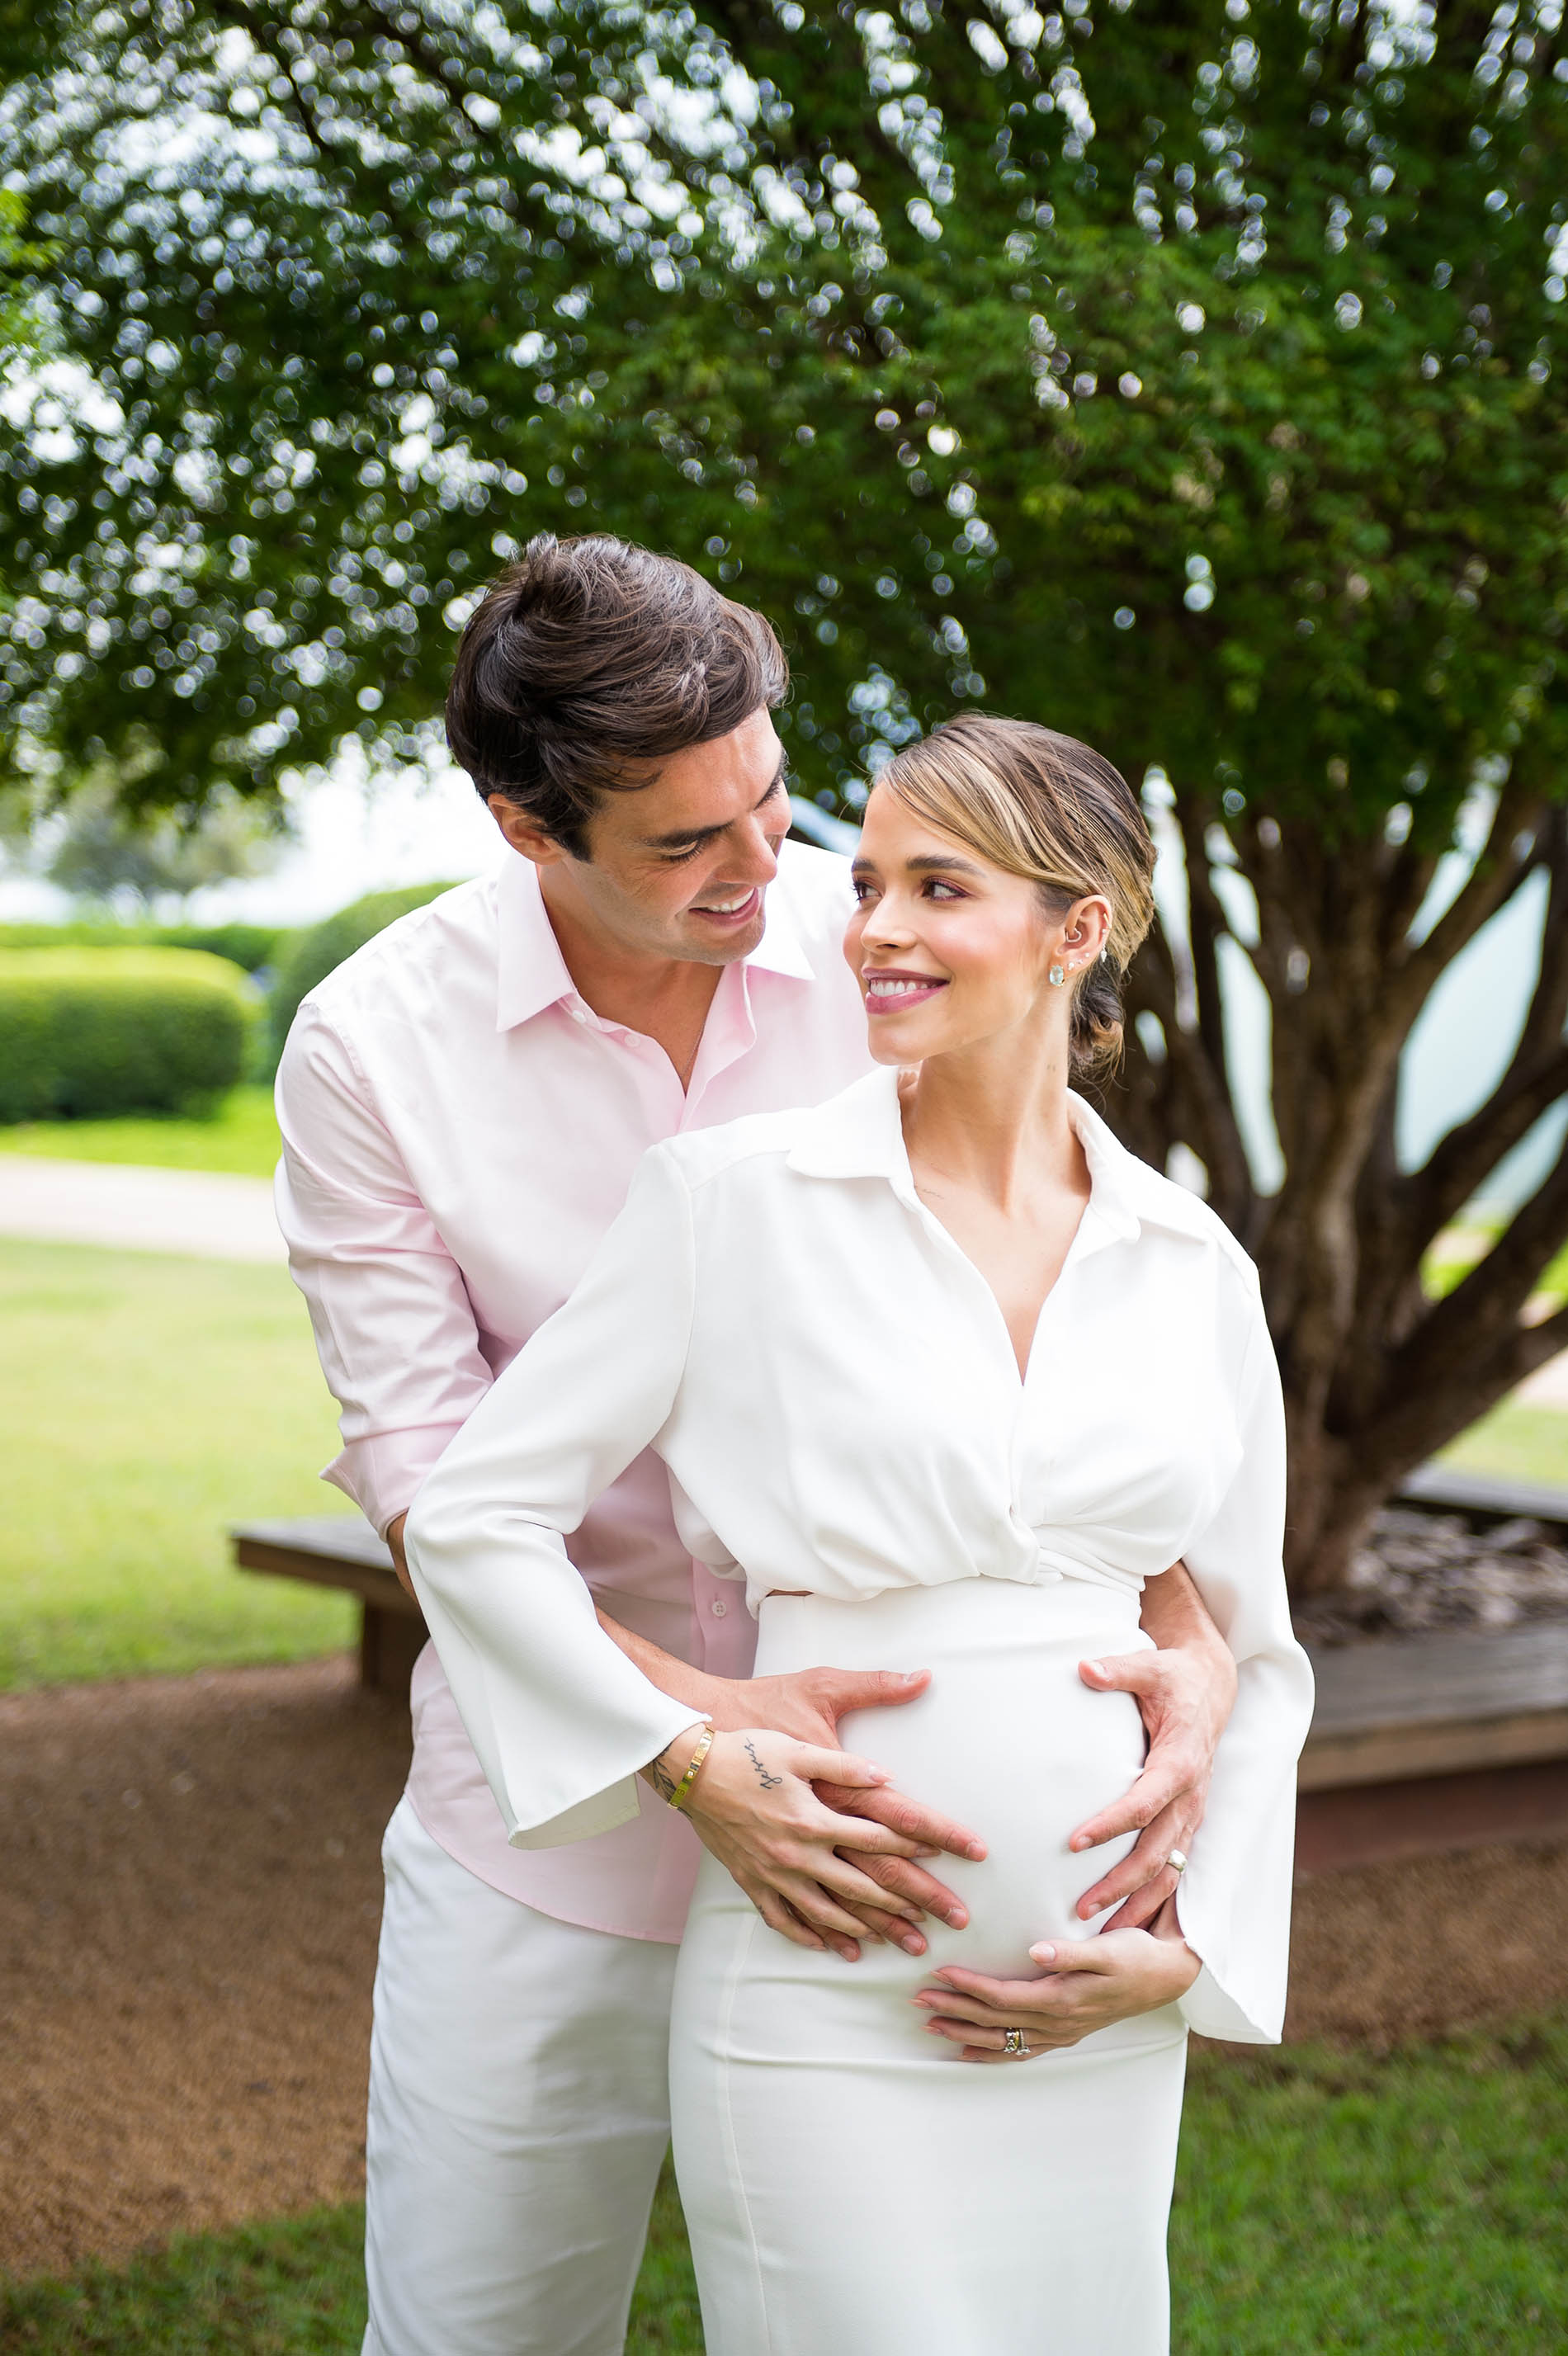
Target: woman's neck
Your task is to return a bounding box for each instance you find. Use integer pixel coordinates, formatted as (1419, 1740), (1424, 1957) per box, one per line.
(898, 1027), (1087, 1216)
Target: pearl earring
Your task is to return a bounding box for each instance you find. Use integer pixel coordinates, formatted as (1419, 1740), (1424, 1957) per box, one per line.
(1048, 964), (1066, 987)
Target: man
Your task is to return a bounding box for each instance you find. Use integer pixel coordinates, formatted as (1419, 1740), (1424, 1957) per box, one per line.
(276, 533), (1236, 2356)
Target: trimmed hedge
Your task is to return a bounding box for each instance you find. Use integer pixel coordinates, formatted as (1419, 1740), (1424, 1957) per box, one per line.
(268, 881), (462, 1060)
(0, 948), (258, 1123)
(0, 920), (287, 974)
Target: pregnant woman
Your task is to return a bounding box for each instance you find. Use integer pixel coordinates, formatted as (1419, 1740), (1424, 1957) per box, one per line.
(407, 713), (1314, 2354)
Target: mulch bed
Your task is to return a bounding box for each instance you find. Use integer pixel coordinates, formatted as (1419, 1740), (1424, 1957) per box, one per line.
(2, 1656), (1566, 2282)
(1294, 1502), (1568, 1646)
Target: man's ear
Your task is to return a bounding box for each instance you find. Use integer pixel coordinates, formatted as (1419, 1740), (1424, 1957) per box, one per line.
(487, 794), (570, 870)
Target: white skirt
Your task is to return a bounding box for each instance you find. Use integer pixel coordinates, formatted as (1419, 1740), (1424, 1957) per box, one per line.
(668, 1578), (1189, 2356)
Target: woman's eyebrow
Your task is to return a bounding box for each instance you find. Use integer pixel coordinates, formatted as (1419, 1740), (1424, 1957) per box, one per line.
(904, 852), (987, 878)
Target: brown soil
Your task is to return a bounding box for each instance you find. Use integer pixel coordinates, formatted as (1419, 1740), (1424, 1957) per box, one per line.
(2, 1657), (1566, 2282)
(0, 1659), (406, 2283)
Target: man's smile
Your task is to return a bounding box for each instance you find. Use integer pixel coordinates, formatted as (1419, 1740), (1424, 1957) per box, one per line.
(690, 887), (763, 924)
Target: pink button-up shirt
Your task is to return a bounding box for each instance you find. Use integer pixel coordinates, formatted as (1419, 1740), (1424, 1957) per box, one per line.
(275, 842), (871, 1939)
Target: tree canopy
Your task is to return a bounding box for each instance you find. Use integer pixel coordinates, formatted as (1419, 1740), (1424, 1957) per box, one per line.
(2, 0), (1566, 1583)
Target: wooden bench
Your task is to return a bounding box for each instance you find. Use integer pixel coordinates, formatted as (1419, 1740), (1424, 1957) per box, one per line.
(232, 1462), (1568, 1869)
(234, 1516), (427, 1697)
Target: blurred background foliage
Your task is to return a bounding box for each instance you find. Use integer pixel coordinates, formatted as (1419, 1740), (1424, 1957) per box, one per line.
(0, 0), (1561, 838)
(0, 0), (1566, 1584)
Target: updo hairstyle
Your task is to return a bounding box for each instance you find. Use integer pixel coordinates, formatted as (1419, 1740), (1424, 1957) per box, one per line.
(877, 713), (1156, 1080)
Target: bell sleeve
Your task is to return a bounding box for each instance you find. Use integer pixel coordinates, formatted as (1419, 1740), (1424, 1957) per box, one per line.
(402, 1143), (706, 1848)
(1174, 1275), (1316, 2043)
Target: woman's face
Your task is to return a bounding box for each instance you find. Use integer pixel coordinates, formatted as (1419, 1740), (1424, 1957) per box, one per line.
(843, 783), (1108, 1067)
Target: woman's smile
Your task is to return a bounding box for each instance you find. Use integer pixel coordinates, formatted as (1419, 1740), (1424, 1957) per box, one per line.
(863, 968), (951, 1015)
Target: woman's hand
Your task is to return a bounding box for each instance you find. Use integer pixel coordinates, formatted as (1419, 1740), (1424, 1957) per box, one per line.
(649, 1724), (946, 1962)
(913, 1906), (1200, 2061)
(600, 1609), (985, 1954)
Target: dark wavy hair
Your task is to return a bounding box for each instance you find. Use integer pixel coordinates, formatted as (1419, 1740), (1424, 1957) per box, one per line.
(445, 534), (788, 859)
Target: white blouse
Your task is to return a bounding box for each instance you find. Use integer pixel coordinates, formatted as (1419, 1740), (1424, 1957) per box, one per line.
(406, 1065), (1315, 2042)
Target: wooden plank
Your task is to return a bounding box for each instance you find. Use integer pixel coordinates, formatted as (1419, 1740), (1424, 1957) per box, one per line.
(232, 1520), (423, 1622)
(1300, 1709), (1568, 1790)
(1306, 1622), (1568, 1734)
(234, 1515), (399, 1572)
(1296, 1759), (1568, 1873)
(1396, 1462), (1568, 1527)
(360, 1603), (430, 1697)
(1301, 1623), (1568, 1788)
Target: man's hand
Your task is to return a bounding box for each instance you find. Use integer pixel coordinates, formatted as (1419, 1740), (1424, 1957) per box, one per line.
(913, 1905), (1199, 2061)
(645, 1721), (975, 1963)
(1067, 1561), (1237, 1930)
(711, 1665), (985, 1953)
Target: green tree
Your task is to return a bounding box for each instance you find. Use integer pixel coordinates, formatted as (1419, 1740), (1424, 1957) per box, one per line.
(2, 0), (1566, 1587)
(25, 779), (284, 909)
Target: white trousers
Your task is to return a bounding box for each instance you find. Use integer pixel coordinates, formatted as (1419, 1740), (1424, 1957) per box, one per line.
(362, 1797), (678, 2356)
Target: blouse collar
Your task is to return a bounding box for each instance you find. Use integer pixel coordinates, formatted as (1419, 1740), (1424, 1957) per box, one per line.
(786, 1064), (1216, 1251)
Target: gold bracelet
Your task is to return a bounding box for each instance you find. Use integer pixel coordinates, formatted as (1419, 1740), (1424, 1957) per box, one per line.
(666, 1721), (716, 1813)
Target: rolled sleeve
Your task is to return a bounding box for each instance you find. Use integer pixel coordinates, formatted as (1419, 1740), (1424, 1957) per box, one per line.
(275, 1000), (494, 1537)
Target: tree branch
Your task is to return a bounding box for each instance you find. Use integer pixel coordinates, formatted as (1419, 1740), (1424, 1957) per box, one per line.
(1389, 805), (1568, 1253)
(1395, 771), (1547, 1011)
(1385, 1125), (1568, 1404)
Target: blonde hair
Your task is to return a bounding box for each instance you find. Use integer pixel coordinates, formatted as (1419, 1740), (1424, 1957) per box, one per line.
(877, 712), (1156, 1080)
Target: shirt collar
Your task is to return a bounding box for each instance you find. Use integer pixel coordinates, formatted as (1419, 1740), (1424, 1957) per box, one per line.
(786, 1065), (1213, 1249)
(494, 854), (817, 1032)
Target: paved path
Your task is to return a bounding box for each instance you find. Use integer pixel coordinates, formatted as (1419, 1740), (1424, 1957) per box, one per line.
(0, 1155), (285, 1263)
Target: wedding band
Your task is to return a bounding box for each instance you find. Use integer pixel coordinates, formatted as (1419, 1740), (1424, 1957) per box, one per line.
(1168, 1848), (1188, 1878)
(1003, 2028), (1029, 2056)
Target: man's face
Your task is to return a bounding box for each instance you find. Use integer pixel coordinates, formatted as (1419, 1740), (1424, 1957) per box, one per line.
(489, 706), (791, 966)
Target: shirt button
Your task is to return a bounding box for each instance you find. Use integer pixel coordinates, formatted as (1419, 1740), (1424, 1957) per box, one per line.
(710, 1598), (729, 1617)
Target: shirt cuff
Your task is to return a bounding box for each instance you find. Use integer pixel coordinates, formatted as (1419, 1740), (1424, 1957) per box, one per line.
(499, 1706), (710, 1849)
(1174, 1953), (1282, 2046)
(322, 1424), (469, 1539)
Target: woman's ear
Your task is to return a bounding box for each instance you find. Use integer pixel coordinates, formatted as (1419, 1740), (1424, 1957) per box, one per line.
(1059, 895), (1114, 971)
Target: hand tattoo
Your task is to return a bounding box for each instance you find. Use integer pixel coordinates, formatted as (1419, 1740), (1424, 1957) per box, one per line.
(744, 1738), (783, 1791)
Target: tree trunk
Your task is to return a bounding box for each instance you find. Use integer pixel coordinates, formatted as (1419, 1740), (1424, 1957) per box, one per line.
(1112, 789), (1568, 1595)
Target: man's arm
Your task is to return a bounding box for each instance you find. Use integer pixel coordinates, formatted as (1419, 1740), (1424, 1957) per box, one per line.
(385, 1511), (416, 1600)
(1067, 1559), (1238, 1928)
(276, 1004), (493, 1543)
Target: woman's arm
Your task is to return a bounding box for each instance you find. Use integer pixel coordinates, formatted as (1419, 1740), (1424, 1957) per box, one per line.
(402, 1145), (709, 1844)
(919, 1271), (1313, 2051)
(404, 1144), (980, 1956)
(1158, 1288), (1315, 2042)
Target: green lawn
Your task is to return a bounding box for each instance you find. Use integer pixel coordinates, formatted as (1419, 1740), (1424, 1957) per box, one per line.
(4, 2028), (1564, 2352)
(0, 1085), (281, 1178)
(1440, 1400), (1568, 1489)
(0, 1236), (354, 1690)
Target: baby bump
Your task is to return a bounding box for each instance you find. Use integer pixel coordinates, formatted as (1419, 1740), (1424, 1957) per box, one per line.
(756, 1578), (1151, 1976)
